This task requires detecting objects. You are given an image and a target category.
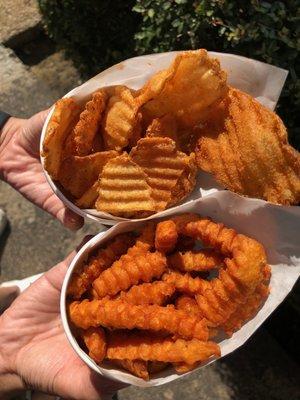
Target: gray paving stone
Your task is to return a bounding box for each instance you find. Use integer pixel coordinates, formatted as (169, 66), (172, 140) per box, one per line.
(31, 51), (82, 96)
(0, 44), (58, 117)
(0, 0), (41, 46)
(0, 45), (81, 117)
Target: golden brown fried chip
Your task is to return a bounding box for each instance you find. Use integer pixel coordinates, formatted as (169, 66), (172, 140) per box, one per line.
(102, 86), (141, 151)
(73, 90), (107, 156)
(42, 98), (80, 179)
(58, 151), (118, 198)
(96, 154), (155, 215)
(138, 49), (227, 128)
(130, 137), (190, 210)
(146, 114), (180, 147)
(75, 181), (99, 208)
(168, 152), (197, 206)
(196, 88), (300, 205)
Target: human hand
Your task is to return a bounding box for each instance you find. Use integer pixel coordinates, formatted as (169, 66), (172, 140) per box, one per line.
(0, 111), (83, 230)
(0, 251), (126, 399)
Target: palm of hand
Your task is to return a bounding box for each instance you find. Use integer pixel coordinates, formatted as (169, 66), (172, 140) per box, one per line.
(0, 111), (83, 230)
(0, 256), (123, 399)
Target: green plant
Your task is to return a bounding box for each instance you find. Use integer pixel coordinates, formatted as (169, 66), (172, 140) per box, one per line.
(133, 0), (300, 150)
(38, 0), (140, 77)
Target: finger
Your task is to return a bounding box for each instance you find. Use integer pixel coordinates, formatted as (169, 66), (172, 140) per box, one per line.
(57, 206), (84, 231)
(28, 108), (51, 136)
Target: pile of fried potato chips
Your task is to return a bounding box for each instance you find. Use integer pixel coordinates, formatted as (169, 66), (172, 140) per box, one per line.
(42, 49), (300, 217)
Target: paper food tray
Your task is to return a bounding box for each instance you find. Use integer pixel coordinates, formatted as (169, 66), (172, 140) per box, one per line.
(60, 191), (300, 387)
(40, 51), (288, 225)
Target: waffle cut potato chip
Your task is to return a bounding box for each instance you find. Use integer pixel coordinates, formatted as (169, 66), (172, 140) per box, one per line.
(138, 49), (228, 128)
(96, 154), (155, 215)
(58, 151), (118, 198)
(130, 137), (194, 210)
(73, 90), (107, 156)
(102, 86), (142, 151)
(196, 88), (300, 205)
(145, 114), (180, 148)
(42, 98), (80, 180)
(75, 181), (99, 209)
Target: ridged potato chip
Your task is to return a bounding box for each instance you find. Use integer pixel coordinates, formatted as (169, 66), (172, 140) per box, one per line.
(96, 154), (155, 215)
(42, 98), (80, 180)
(196, 88), (300, 205)
(130, 137), (191, 210)
(73, 90), (107, 156)
(138, 49), (227, 128)
(59, 151), (118, 198)
(102, 86), (141, 151)
(145, 114), (180, 148)
(75, 181), (99, 209)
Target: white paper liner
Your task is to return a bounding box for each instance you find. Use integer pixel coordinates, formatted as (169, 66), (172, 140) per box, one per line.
(60, 191), (300, 387)
(40, 51), (289, 225)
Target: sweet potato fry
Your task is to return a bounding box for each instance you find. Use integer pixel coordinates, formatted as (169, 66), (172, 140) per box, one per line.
(112, 359), (149, 380)
(82, 327), (107, 363)
(168, 249), (223, 272)
(92, 249), (167, 298)
(69, 300), (209, 340)
(155, 220), (178, 253)
(107, 331), (219, 365)
(67, 234), (134, 299)
(119, 281), (175, 306)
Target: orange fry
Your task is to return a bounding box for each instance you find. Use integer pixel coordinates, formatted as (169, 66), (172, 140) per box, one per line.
(175, 295), (202, 317)
(222, 283), (269, 336)
(168, 249), (223, 272)
(119, 281), (175, 306)
(69, 300), (209, 340)
(107, 332), (219, 365)
(92, 249), (167, 298)
(155, 220), (178, 253)
(67, 234), (134, 299)
(112, 359), (149, 380)
(82, 327), (107, 363)
(163, 271), (209, 295)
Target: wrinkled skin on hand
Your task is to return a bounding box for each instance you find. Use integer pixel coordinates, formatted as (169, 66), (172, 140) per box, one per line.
(0, 252), (125, 400)
(0, 111), (83, 230)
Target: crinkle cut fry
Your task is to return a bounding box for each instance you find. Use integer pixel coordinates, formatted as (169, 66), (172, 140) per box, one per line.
(222, 282), (270, 336)
(92, 248), (167, 298)
(163, 271), (210, 295)
(69, 300), (209, 340)
(119, 281), (175, 305)
(182, 219), (267, 291)
(166, 217), (268, 327)
(112, 359), (149, 380)
(67, 234), (134, 299)
(81, 327), (107, 363)
(168, 249), (223, 272)
(175, 295), (202, 317)
(155, 220), (178, 253)
(107, 331), (220, 365)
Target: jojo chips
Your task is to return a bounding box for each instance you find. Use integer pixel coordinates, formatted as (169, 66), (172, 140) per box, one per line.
(67, 214), (271, 380)
(42, 49), (300, 217)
